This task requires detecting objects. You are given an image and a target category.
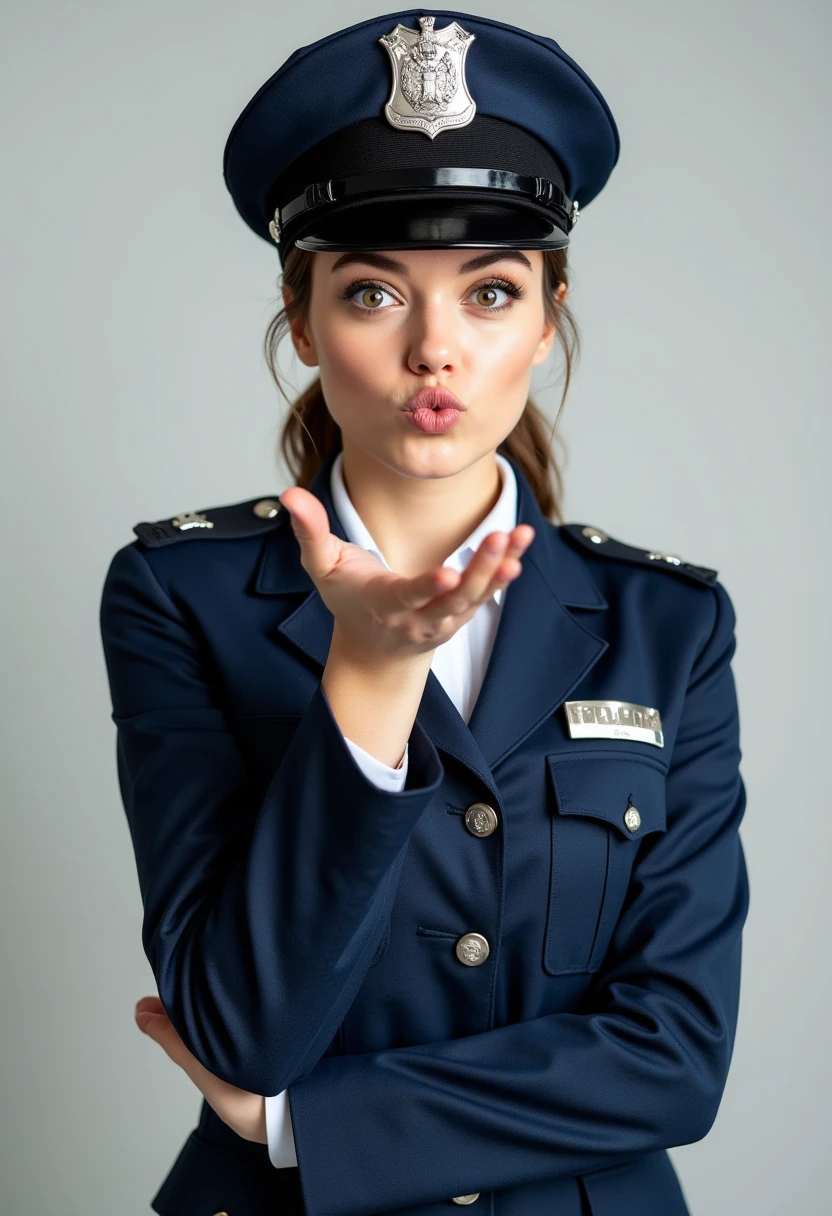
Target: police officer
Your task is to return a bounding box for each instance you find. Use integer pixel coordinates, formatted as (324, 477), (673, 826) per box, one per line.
(103, 10), (749, 1216)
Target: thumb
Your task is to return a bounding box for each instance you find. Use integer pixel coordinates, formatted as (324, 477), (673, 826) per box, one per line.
(134, 1006), (193, 1072)
(278, 489), (312, 538)
(135, 1011), (165, 1037)
(278, 488), (340, 579)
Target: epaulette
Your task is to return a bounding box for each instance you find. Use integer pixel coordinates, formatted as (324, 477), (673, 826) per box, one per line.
(133, 496), (284, 549)
(561, 523), (718, 587)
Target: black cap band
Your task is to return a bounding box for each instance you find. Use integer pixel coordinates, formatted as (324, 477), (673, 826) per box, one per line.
(277, 166), (574, 243)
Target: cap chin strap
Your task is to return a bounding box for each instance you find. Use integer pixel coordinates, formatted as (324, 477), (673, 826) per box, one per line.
(269, 166), (579, 245)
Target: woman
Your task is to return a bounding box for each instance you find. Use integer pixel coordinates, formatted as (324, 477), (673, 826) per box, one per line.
(101, 10), (749, 1216)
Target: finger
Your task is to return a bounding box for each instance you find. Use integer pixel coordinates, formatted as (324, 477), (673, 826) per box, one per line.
(384, 563), (465, 615)
(135, 1010), (182, 1057)
(135, 995), (165, 1017)
(427, 525), (534, 619)
(135, 1010), (166, 1035)
(477, 526), (535, 592)
(278, 488), (342, 581)
(504, 524), (535, 558)
(134, 1009), (207, 1082)
(139, 1013), (229, 1105)
(385, 524), (533, 620)
(486, 525), (535, 590)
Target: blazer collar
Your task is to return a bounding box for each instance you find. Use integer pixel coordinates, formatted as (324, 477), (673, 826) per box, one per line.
(252, 447), (609, 782)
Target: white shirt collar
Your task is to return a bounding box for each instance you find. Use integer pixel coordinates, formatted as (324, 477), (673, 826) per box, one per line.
(330, 450), (518, 605)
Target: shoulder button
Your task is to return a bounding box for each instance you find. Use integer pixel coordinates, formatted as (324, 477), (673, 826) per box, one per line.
(581, 526), (608, 544)
(253, 497), (282, 519)
(133, 495), (284, 549)
(561, 523), (718, 587)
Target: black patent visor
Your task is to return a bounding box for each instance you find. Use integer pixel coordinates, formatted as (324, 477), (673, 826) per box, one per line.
(291, 196), (570, 253)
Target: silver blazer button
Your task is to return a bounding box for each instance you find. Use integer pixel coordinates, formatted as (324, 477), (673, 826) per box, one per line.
(455, 933), (490, 966)
(464, 802), (498, 837)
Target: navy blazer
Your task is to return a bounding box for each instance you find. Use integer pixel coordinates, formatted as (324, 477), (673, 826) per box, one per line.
(99, 446), (749, 1216)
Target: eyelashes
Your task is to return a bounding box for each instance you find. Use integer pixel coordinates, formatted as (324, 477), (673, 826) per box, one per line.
(337, 276), (525, 314)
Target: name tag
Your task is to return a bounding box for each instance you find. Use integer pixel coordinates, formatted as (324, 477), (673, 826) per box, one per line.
(564, 700), (664, 747)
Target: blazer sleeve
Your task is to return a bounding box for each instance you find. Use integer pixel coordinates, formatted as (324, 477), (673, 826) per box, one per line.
(285, 578), (751, 1216)
(264, 743), (408, 1169)
(98, 540), (443, 1095)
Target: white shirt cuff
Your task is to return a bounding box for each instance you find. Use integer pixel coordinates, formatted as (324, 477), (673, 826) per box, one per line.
(343, 736), (409, 790)
(265, 1090), (298, 1168)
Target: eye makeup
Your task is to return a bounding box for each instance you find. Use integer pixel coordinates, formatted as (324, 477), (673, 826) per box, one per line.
(336, 276), (526, 313)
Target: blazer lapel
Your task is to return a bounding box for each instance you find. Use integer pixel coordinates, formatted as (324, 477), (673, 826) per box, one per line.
(253, 447), (609, 784)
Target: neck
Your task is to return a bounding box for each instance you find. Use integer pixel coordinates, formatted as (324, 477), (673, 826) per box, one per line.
(339, 443), (505, 578)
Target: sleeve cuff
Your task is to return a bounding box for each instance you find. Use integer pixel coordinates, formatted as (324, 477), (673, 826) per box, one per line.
(343, 736), (409, 791)
(265, 1089), (298, 1169)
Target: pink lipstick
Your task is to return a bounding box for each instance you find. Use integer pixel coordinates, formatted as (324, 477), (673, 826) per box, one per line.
(402, 387), (466, 434)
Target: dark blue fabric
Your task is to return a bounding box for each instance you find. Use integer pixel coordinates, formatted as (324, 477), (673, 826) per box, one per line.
(223, 8), (620, 247)
(99, 447), (748, 1216)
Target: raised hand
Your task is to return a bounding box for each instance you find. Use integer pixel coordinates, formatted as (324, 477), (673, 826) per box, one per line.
(278, 485), (534, 664)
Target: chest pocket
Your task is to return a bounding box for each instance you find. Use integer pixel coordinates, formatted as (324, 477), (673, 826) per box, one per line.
(543, 752), (667, 976)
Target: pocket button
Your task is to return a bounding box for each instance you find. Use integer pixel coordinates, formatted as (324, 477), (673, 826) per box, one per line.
(623, 806), (641, 832)
(451, 1194), (480, 1204)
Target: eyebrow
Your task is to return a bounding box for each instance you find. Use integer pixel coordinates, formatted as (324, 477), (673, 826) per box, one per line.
(329, 249), (533, 275)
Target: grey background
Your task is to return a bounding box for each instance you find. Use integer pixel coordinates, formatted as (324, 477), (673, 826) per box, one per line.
(2, 1), (828, 1211)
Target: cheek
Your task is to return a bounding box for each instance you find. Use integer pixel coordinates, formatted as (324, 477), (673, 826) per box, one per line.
(323, 333), (400, 421)
(471, 312), (544, 384)
(309, 304), (390, 387)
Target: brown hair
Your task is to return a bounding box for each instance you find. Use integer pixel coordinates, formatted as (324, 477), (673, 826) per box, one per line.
(263, 243), (580, 522)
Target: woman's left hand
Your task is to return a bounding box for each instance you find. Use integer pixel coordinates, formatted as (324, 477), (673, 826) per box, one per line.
(135, 995), (268, 1145)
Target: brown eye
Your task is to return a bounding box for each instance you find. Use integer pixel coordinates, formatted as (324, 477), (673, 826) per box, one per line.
(475, 286), (500, 307)
(360, 287), (386, 309)
(469, 280), (521, 311)
(338, 280), (397, 311)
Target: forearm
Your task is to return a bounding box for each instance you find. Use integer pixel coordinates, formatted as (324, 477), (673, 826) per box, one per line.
(322, 623), (435, 769)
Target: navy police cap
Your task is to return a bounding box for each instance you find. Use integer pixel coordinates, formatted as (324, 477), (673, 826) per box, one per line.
(223, 9), (620, 265)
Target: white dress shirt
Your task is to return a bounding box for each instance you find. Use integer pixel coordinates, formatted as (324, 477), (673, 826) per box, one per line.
(265, 450), (518, 1168)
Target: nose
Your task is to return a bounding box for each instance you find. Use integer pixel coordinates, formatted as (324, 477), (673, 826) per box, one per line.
(405, 292), (460, 377)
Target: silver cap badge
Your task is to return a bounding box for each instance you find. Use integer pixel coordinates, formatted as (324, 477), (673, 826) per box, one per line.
(378, 15), (476, 139)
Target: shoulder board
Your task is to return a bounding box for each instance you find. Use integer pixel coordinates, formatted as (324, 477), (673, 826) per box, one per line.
(133, 496), (284, 549)
(561, 523), (718, 587)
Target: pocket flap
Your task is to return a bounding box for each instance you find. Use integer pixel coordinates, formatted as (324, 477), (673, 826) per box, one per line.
(546, 752), (667, 840)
